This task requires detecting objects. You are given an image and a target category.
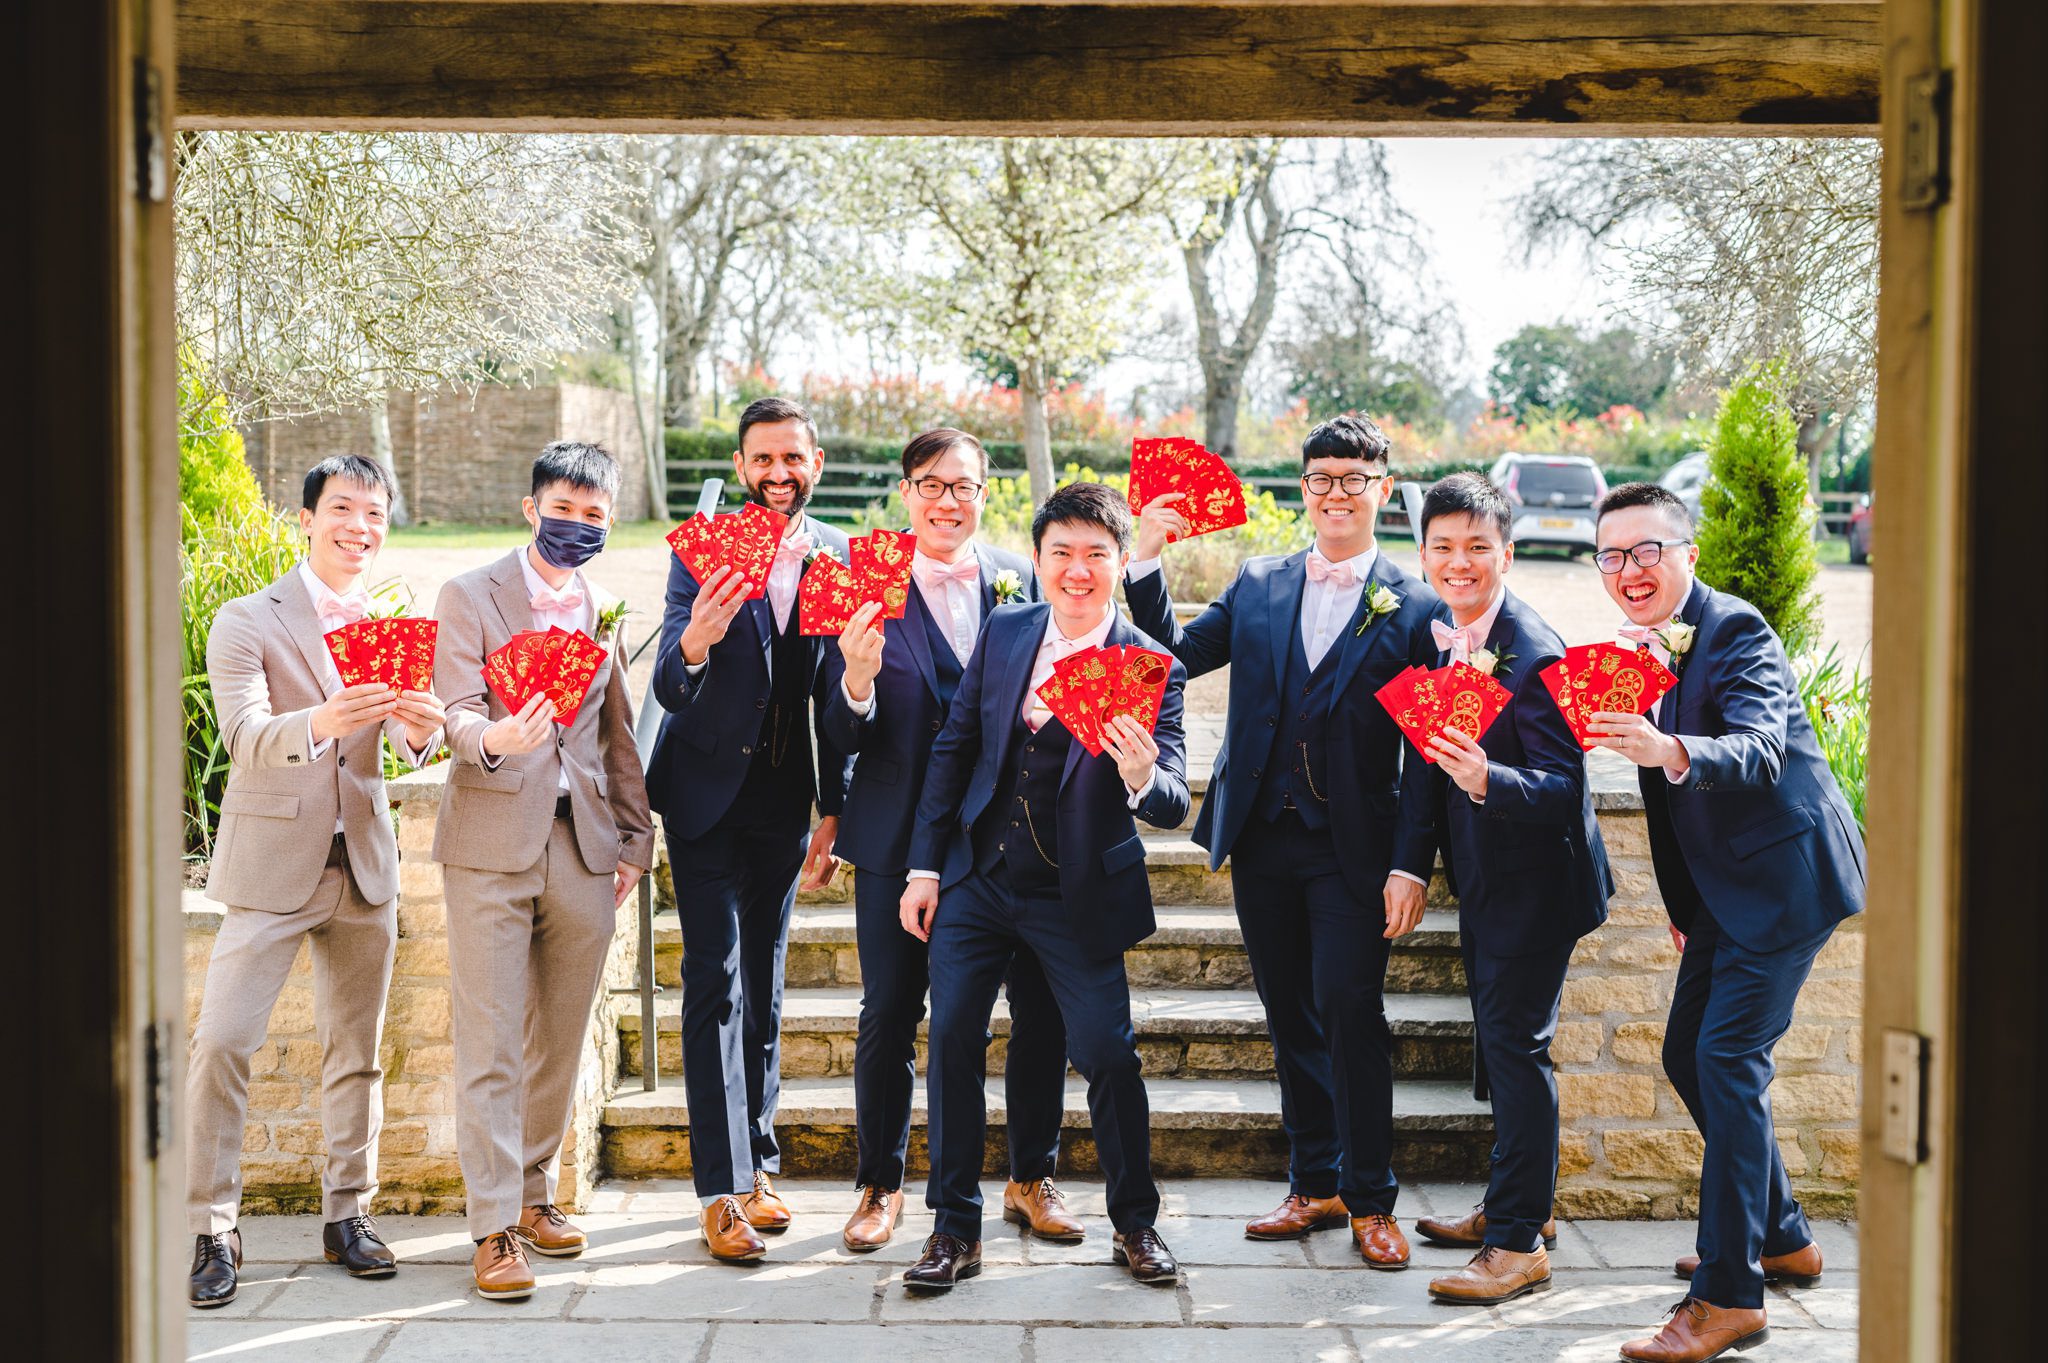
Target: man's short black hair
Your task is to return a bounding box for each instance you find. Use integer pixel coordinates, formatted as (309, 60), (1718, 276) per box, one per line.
(302, 455), (396, 512)
(1597, 480), (1695, 535)
(1031, 480), (1132, 554)
(1301, 413), (1392, 469)
(531, 440), (620, 502)
(737, 396), (819, 453)
(901, 427), (989, 482)
(1421, 471), (1514, 543)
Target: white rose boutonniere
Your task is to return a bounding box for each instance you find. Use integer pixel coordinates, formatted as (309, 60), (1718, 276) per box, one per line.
(1655, 621), (1696, 670)
(1353, 583), (1403, 637)
(992, 569), (1025, 604)
(1467, 646), (1516, 679)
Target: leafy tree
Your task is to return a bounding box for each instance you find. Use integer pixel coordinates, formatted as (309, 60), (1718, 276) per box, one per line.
(1487, 322), (1673, 420)
(178, 369), (261, 535)
(1696, 367), (1822, 657)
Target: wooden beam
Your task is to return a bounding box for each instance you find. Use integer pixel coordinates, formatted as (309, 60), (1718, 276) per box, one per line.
(177, 1), (1879, 134)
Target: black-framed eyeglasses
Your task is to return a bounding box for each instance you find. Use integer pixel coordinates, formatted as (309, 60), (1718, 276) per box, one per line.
(907, 476), (985, 502)
(1593, 539), (1692, 574)
(1302, 472), (1387, 496)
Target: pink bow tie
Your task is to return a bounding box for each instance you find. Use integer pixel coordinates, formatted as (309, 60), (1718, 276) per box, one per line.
(915, 557), (979, 589)
(1618, 623), (1665, 651)
(1430, 620), (1474, 655)
(530, 585), (586, 614)
(775, 531), (816, 563)
(315, 591), (371, 624)
(1305, 555), (1357, 588)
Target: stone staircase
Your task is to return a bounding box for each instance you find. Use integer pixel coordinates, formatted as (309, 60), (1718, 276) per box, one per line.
(599, 778), (1497, 1183)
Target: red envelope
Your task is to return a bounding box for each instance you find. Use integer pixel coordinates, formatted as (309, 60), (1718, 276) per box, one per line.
(848, 528), (915, 620)
(324, 620), (386, 689)
(384, 618), (438, 691)
(543, 629), (608, 727)
(1127, 436), (1249, 541)
(798, 554), (864, 636)
(324, 618), (439, 690)
(481, 631), (537, 713)
(1035, 658), (1105, 757)
(665, 514), (727, 586)
(1413, 662), (1512, 760)
(1540, 643), (1678, 750)
(724, 504), (789, 601)
(1106, 645), (1173, 737)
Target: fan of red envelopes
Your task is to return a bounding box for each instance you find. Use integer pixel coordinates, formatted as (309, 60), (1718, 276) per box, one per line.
(1126, 436), (1249, 541)
(1033, 644), (1172, 756)
(324, 618), (438, 692)
(665, 502), (791, 600)
(482, 627), (609, 727)
(1374, 662), (1514, 764)
(1539, 643), (1678, 751)
(798, 528), (916, 635)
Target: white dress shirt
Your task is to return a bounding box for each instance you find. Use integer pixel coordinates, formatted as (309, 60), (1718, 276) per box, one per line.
(841, 546), (983, 718)
(1434, 589), (1506, 666)
(1617, 619), (1692, 784)
(297, 562), (437, 830)
(1127, 541), (1377, 671)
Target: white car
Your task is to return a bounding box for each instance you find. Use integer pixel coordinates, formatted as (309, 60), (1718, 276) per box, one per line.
(1658, 451), (1713, 524)
(1488, 453), (1608, 555)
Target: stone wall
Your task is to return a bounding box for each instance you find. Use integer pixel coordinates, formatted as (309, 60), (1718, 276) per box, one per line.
(241, 383), (650, 524)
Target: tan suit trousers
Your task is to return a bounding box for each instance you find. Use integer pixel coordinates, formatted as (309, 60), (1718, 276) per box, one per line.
(186, 847), (397, 1233)
(444, 816), (616, 1239)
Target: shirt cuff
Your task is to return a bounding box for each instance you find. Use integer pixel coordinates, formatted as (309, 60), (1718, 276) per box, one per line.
(907, 869), (940, 883)
(401, 729), (442, 767)
(685, 657), (707, 678)
(841, 678), (874, 716)
(1126, 558), (1163, 583)
(1664, 737), (1694, 785)
(1388, 869), (1426, 887)
(1124, 768), (1154, 809)
(307, 715), (332, 762)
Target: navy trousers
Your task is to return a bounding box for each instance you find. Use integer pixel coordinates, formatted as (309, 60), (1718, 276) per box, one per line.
(1467, 941), (1574, 1252)
(1664, 902), (1832, 1309)
(924, 869), (1159, 1240)
(850, 867), (1067, 1190)
(1230, 811), (1398, 1214)
(668, 813), (808, 1199)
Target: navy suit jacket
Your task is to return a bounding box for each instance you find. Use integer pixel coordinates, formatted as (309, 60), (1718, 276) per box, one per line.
(1642, 578), (1866, 952)
(820, 540), (1040, 877)
(908, 603), (1191, 959)
(645, 516), (854, 841)
(1123, 547), (1444, 902)
(1432, 591), (1612, 957)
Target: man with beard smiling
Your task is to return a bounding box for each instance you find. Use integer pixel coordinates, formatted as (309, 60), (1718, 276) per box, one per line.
(647, 396), (854, 1262)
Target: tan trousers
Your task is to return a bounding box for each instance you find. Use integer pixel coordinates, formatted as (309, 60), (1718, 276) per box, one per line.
(443, 816), (616, 1239)
(186, 847), (397, 1234)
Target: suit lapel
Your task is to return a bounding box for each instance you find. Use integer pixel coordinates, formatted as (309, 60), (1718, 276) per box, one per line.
(1326, 552), (1403, 708)
(992, 603), (1048, 776)
(269, 567), (343, 697)
(489, 549), (537, 638)
(1268, 550), (1310, 696)
(1485, 592), (1522, 671)
(899, 575), (945, 705)
(973, 542), (1002, 617)
(1667, 577), (1712, 721)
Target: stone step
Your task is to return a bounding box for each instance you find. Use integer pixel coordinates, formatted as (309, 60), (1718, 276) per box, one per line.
(652, 906), (1466, 995)
(617, 987), (1476, 1083)
(600, 1076), (1495, 1182)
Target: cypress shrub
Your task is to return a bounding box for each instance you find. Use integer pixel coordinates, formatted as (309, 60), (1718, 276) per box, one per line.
(1695, 367), (1823, 657)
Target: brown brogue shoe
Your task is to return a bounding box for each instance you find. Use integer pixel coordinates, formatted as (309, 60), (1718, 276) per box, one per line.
(1112, 1227), (1181, 1285)
(1414, 1203), (1559, 1251)
(514, 1203), (587, 1258)
(1428, 1245), (1553, 1305)
(842, 1185), (902, 1252)
(702, 1195), (769, 1263)
(1353, 1213), (1412, 1269)
(1245, 1192), (1350, 1241)
(1619, 1297), (1769, 1362)
(738, 1170), (792, 1232)
(1002, 1177), (1086, 1242)
(1675, 1241), (1822, 1288)
(473, 1231), (536, 1300)
(903, 1233), (981, 1291)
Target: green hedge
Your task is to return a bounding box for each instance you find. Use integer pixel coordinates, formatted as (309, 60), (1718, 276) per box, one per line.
(664, 427), (1120, 473)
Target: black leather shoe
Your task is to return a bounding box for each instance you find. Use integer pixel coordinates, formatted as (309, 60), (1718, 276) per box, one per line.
(1112, 1227), (1180, 1285)
(323, 1215), (398, 1277)
(902, 1233), (982, 1292)
(189, 1230), (242, 1308)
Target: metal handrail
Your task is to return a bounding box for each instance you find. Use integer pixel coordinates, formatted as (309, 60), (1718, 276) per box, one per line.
(614, 477), (723, 1091)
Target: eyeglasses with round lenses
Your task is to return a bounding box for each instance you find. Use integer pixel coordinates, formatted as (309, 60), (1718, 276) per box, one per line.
(908, 476), (985, 502)
(1593, 539), (1692, 574)
(1301, 472), (1386, 496)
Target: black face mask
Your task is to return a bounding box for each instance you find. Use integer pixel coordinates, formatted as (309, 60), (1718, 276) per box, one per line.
(532, 514), (608, 570)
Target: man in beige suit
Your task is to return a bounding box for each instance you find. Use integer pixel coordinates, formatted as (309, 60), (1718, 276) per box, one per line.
(432, 441), (654, 1301)
(188, 455), (446, 1308)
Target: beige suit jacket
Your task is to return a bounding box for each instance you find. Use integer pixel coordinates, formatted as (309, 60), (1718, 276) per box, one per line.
(202, 568), (408, 911)
(431, 549), (654, 876)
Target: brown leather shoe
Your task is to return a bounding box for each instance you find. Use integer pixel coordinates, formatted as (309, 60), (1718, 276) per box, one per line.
(1619, 1297), (1770, 1361)
(1428, 1245), (1552, 1305)
(472, 1230), (536, 1300)
(1002, 1177), (1086, 1242)
(702, 1195), (768, 1263)
(1414, 1203), (1559, 1251)
(1111, 1227), (1181, 1285)
(842, 1185), (902, 1252)
(903, 1233), (981, 1291)
(1675, 1241), (1822, 1287)
(738, 1170), (792, 1233)
(1244, 1192), (1349, 1241)
(1352, 1213), (1412, 1269)
(513, 1203), (587, 1258)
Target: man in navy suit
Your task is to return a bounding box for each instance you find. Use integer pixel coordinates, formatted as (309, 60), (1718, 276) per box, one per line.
(818, 428), (1072, 1253)
(1587, 483), (1865, 1363)
(896, 481), (1190, 1292)
(646, 396), (854, 1263)
(1124, 415), (1442, 1266)
(1395, 474), (1613, 1306)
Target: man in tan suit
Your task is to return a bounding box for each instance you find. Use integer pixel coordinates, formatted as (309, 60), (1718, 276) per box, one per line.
(188, 455), (446, 1308)
(432, 441), (654, 1301)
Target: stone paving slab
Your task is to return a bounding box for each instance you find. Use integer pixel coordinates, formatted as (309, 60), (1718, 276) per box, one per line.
(879, 1262), (1184, 1324)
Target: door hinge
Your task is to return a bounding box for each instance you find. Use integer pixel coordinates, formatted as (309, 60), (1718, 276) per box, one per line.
(1880, 1028), (1929, 1164)
(132, 57), (166, 204)
(144, 1019), (172, 1162)
(1899, 71), (1951, 212)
